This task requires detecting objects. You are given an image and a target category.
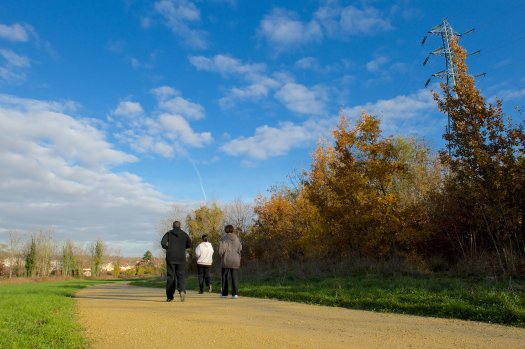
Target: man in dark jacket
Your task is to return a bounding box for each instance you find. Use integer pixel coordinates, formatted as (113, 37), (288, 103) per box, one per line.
(161, 221), (192, 302)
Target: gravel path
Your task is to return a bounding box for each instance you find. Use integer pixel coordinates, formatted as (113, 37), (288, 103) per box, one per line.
(76, 283), (525, 349)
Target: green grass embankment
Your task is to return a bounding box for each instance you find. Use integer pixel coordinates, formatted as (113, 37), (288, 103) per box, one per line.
(0, 279), (116, 348)
(131, 273), (525, 327)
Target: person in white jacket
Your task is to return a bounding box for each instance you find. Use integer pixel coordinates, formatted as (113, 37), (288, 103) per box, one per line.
(195, 234), (214, 294)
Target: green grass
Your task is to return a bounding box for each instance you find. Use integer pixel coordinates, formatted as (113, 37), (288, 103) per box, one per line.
(131, 273), (525, 327)
(0, 279), (117, 349)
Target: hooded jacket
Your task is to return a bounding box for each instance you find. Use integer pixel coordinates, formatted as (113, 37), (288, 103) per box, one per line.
(161, 228), (192, 264)
(219, 233), (242, 269)
(195, 241), (214, 266)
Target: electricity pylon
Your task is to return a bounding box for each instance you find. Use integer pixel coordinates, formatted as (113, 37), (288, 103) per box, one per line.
(422, 19), (482, 156)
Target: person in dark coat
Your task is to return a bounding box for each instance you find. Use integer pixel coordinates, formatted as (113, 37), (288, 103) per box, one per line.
(161, 221), (192, 302)
(219, 224), (242, 298)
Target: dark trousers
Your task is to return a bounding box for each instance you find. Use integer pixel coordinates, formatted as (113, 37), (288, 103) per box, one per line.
(166, 263), (185, 299)
(197, 264), (211, 292)
(221, 268), (239, 296)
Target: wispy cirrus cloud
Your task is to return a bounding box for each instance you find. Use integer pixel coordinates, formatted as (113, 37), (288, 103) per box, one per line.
(0, 22), (33, 42)
(0, 49), (32, 83)
(498, 87), (525, 101)
(152, 0), (208, 49)
(0, 49), (31, 68)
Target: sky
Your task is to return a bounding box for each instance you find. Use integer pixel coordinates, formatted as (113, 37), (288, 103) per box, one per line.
(0, 0), (524, 256)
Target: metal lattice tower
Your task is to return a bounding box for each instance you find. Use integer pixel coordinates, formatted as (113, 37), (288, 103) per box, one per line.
(422, 19), (479, 155)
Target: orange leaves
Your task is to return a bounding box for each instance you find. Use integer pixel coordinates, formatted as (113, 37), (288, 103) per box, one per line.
(432, 36), (525, 273)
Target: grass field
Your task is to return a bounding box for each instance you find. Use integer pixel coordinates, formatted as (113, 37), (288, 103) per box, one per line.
(131, 272), (525, 327)
(0, 279), (117, 349)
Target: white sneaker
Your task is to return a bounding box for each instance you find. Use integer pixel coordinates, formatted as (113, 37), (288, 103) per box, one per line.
(232, 295), (238, 299)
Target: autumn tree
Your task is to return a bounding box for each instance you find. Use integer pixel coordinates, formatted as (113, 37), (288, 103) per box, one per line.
(433, 37), (525, 273)
(186, 203), (225, 246)
(302, 113), (442, 265)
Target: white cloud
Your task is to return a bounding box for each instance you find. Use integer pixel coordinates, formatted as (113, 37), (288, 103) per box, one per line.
(343, 89), (439, 135)
(339, 6), (393, 35)
(366, 56), (389, 73)
(219, 77), (280, 109)
(0, 23), (32, 42)
(190, 54), (329, 112)
(153, 0), (208, 49)
(498, 87), (525, 101)
(189, 54), (266, 78)
(294, 57), (339, 74)
(0, 49), (31, 68)
(295, 57), (318, 70)
(0, 49), (32, 83)
(255, 4), (393, 52)
(0, 66), (25, 82)
(151, 85), (205, 119)
(159, 114), (212, 147)
(111, 86), (212, 157)
(190, 54), (282, 108)
(0, 94), (170, 255)
(152, 86), (178, 97)
(159, 96), (205, 120)
(113, 101), (144, 117)
(315, 4), (393, 38)
(257, 8), (322, 49)
(220, 121), (322, 159)
(222, 89), (441, 161)
(274, 83), (327, 115)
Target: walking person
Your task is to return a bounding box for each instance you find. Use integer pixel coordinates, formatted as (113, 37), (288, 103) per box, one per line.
(195, 234), (214, 294)
(161, 221), (192, 302)
(219, 225), (242, 298)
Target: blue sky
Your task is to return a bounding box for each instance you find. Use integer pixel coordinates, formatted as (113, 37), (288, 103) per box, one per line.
(1, 0), (524, 256)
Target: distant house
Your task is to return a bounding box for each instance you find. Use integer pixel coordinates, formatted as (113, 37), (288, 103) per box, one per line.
(101, 262), (114, 272)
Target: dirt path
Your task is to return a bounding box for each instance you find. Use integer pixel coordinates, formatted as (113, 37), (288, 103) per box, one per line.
(76, 283), (525, 349)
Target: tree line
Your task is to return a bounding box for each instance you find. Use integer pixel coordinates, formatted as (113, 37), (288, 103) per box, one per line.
(0, 230), (161, 279)
(169, 38), (524, 277)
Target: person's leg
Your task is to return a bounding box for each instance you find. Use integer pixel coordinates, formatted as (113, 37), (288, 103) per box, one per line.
(203, 265), (211, 288)
(221, 267), (229, 296)
(231, 268), (239, 297)
(166, 263), (176, 300)
(175, 264), (186, 301)
(197, 264), (204, 293)
(175, 264), (186, 293)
